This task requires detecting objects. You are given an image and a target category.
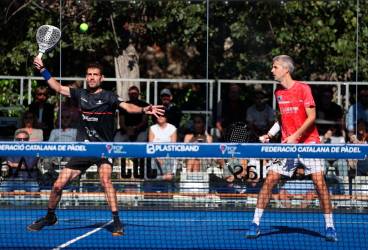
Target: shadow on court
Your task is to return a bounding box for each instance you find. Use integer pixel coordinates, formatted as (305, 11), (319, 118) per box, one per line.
(261, 225), (324, 238)
(50, 222), (110, 231)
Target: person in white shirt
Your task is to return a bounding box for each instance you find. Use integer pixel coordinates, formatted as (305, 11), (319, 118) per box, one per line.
(149, 113), (177, 143)
(148, 113), (177, 190)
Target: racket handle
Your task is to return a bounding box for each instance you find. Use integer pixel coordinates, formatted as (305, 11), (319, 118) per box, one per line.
(37, 52), (43, 59)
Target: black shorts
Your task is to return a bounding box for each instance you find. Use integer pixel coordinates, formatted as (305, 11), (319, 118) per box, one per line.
(65, 157), (113, 173)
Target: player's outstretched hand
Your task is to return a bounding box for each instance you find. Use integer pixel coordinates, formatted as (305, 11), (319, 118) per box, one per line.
(33, 57), (44, 71)
(143, 105), (165, 118)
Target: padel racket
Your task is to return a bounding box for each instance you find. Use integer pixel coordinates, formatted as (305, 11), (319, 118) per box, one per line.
(36, 25), (61, 58)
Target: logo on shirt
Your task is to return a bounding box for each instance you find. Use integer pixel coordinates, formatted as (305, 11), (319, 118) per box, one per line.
(82, 114), (98, 122)
(96, 100), (104, 105)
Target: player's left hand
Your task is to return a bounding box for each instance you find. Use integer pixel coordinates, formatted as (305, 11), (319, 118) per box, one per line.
(143, 105), (165, 118)
(282, 133), (299, 143)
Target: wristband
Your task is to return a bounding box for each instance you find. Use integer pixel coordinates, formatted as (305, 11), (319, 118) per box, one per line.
(268, 122), (280, 137)
(40, 68), (52, 81)
(141, 107), (145, 114)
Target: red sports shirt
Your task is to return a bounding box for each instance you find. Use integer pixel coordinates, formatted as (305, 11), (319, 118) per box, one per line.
(275, 81), (320, 143)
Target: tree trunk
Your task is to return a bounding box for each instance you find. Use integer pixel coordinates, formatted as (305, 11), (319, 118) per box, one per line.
(114, 44), (140, 101)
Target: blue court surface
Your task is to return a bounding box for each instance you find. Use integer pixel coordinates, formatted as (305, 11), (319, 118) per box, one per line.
(0, 209), (366, 250)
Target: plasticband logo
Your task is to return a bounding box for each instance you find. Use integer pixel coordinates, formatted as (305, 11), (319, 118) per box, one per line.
(106, 144), (125, 154)
(146, 144), (200, 154)
(219, 144), (239, 155)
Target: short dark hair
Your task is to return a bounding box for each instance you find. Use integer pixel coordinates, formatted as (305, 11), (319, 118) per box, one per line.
(14, 129), (30, 139)
(86, 62), (104, 75)
(128, 85), (140, 93)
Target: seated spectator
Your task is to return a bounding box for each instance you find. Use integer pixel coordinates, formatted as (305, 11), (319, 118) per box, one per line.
(347, 125), (368, 176)
(158, 88), (182, 136)
(114, 86), (149, 142)
(322, 129), (347, 177)
(246, 89), (275, 137)
(278, 166), (315, 208)
(346, 88), (368, 137)
(15, 111), (43, 141)
(0, 130), (40, 193)
(209, 159), (261, 194)
(184, 115), (213, 172)
(42, 111), (77, 172)
(215, 84), (248, 141)
(57, 81), (81, 129)
(146, 113), (177, 192)
(316, 87), (345, 138)
(28, 86), (55, 140)
(221, 158), (247, 193)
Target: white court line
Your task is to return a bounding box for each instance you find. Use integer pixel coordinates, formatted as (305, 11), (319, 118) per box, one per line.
(51, 220), (112, 250)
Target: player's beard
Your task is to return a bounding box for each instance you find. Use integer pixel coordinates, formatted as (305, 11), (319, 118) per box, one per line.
(88, 82), (101, 93)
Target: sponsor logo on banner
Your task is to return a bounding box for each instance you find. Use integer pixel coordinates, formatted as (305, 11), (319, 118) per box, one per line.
(146, 144), (199, 154)
(260, 145), (362, 154)
(106, 144), (125, 154)
(219, 144), (240, 155)
(106, 144), (113, 153)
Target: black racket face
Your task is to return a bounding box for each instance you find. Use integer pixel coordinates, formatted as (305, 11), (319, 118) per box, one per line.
(36, 25), (61, 53)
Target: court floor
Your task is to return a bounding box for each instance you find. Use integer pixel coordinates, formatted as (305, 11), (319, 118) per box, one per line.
(0, 208), (366, 250)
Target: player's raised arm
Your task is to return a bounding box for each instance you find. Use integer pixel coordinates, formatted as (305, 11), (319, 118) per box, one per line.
(119, 102), (165, 118)
(33, 57), (70, 97)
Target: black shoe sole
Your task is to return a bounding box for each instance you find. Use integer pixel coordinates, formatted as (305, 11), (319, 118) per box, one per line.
(27, 220), (57, 232)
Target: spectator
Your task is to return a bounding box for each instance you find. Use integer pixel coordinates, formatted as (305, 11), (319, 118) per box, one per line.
(316, 87), (344, 138)
(57, 81), (81, 129)
(209, 159), (261, 194)
(0, 130), (40, 193)
(147, 112), (177, 192)
(347, 124), (368, 176)
(183, 115), (212, 172)
(215, 84), (248, 141)
(42, 111), (77, 172)
(221, 158), (247, 193)
(28, 86), (55, 140)
(158, 88), (182, 130)
(346, 88), (368, 137)
(316, 87), (348, 179)
(15, 111), (43, 141)
(278, 166), (315, 208)
(246, 89), (275, 137)
(114, 86), (149, 142)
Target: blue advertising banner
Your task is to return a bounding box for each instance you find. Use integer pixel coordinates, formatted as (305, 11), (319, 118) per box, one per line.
(0, 142), (366, 159)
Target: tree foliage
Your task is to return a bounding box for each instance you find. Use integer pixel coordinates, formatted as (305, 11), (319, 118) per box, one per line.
(0, 0), (367, 107)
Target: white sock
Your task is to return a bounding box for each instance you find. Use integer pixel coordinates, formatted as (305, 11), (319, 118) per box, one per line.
(252, 208), (264, 225)
(324, 213), (334, 228)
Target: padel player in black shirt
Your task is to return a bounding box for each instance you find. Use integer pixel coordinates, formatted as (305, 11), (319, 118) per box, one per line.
(28, 57), (164, 236)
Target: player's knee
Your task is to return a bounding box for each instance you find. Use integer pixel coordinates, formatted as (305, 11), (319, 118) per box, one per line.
(52, 183), (64, 194)
(100, 178), (112, 189)
(265, 177), (278, 187)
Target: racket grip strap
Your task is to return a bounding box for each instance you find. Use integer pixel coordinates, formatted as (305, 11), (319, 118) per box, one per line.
(40, 68), (52, 81)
